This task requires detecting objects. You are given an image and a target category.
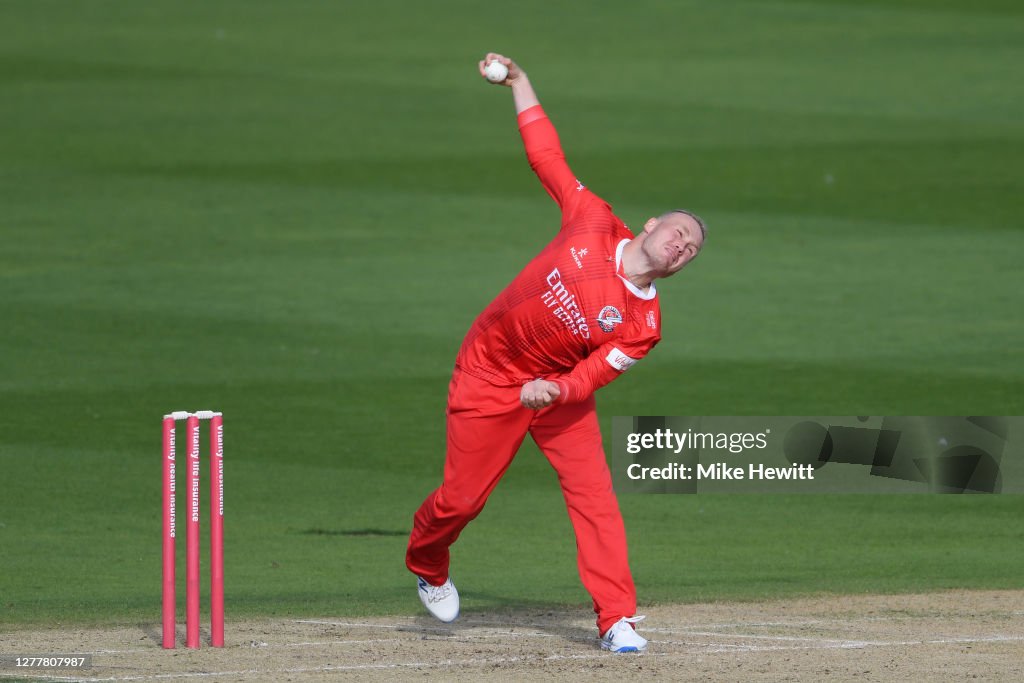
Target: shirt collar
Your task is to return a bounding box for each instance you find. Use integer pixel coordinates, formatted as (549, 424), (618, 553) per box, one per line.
(615, 239), (657, 300)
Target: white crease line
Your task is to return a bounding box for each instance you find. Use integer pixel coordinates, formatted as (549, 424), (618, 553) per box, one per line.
(291, 619), (567, 633)
(660, 639), (877, 650)
(703, 643), (868, 654)
(695, 634), (1024, 654)
(55, 631), (582, 658)
(647, 629), (873, 644)
(650, 629), (1024, 646)
(259, 633), (575, 646)
(268, 639), (410, 647)
(16, 626), (1024, 659)
(292, 617), (845, 634)
(5, 634), (1024, 682)
(902, 635), (1024, 646)
(671, 620), (825, 629)
(0, 675), (86, 683)
(297, 620), (1024, 649)
(292, 619), (570, 639)
(0, 652), (677, 682)
(67, 639), (405, 655)
(294, 619), (444, 631)
(0, 670), (261, 682)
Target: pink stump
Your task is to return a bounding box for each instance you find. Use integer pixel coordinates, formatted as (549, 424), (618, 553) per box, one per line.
(185, 414), (201, 649)
(161, 416), (177, 649)
(209, 413), (225, 647)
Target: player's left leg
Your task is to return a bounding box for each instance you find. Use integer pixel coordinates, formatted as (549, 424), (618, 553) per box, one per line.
(529, 399), (640, 639)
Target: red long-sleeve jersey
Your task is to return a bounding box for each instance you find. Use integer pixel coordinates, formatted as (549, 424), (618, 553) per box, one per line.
(455, 105), (661, 404)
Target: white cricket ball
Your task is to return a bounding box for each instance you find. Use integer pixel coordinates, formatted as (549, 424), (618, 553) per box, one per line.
(484, 60), (509, 83)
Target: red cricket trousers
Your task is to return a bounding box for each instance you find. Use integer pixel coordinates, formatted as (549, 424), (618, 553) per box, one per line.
(406, 368), (637, 634)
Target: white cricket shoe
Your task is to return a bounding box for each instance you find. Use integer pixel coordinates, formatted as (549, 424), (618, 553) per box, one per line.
(417, 576), (460, 622)
(600, 615), (647, 653)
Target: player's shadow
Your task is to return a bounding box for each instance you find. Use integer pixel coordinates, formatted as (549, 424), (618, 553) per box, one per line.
(140, 622), (218, 648)
(407, 601), (597, 648)
(141, 622), (163, 645)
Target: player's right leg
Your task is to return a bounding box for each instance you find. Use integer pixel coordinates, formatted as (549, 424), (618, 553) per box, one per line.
(406, 368), (531, 620)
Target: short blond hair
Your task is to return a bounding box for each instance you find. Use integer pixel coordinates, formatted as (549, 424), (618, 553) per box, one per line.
(662, 209), (706, 241)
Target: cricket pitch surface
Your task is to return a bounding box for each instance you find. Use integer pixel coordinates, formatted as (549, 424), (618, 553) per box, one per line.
(3, 590), (1022, 681)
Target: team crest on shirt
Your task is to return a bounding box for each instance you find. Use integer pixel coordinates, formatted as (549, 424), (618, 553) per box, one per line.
(646, 311), (657, 330)
(596, 305), (623, 333)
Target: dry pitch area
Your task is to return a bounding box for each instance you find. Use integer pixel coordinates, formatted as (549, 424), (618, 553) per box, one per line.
(3, 590), (1022, 682)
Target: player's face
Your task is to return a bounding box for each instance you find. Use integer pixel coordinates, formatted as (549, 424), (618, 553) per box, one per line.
(643, 213), (702, 275)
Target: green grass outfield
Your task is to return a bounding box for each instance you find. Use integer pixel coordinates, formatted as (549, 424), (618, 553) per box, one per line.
(2, 0), (1022, 626)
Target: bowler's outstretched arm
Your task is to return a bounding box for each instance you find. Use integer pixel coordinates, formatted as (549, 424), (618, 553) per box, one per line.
(477, 52), (538, 112)
(479, 53), (582, 211)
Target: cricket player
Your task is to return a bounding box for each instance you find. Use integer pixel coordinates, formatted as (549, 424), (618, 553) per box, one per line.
(406, 53), (705, 653)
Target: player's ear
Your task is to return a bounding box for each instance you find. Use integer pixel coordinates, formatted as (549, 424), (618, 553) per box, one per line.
(643, 217), (658, 233)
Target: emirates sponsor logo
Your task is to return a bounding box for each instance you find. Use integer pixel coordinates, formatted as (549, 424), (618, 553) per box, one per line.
(540, 268), (591, 339)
